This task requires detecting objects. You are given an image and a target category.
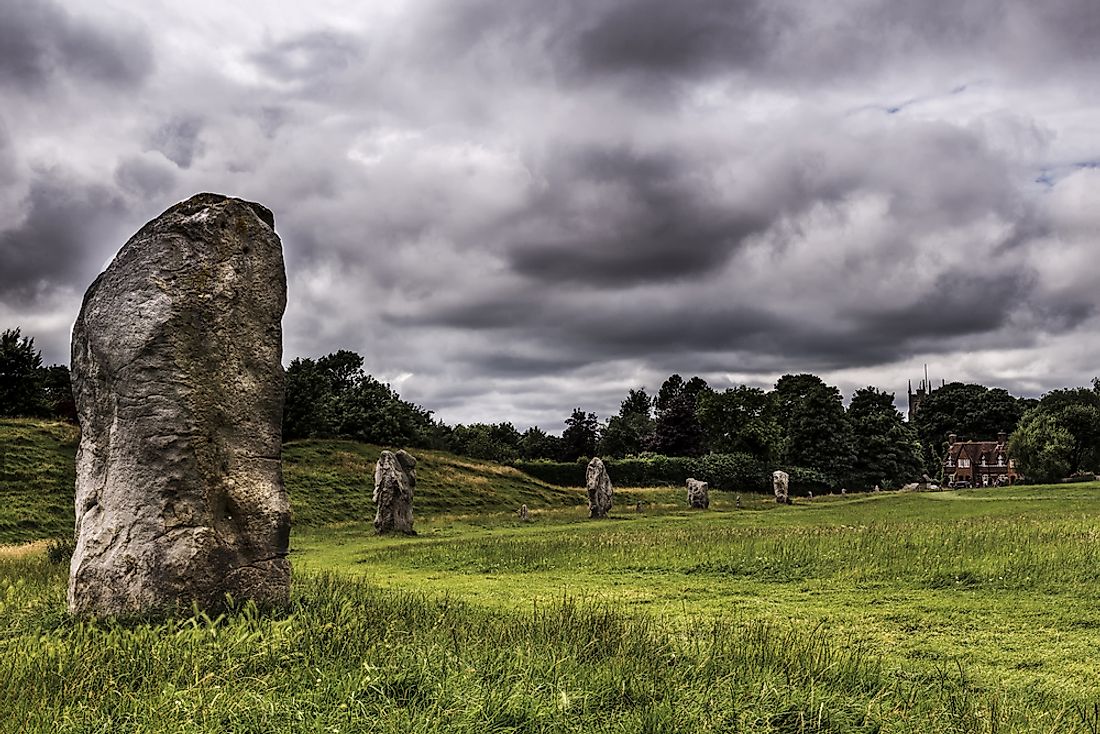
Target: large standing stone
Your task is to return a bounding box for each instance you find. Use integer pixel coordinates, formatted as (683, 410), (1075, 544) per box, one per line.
(374, 450), (416, 534)
(586, 457), (613, 518)
(773, 470), (790, 505)
(686, 478), (709, 509)
(69, 193), (290, 616)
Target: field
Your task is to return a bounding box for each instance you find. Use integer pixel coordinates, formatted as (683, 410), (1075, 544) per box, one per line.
(3, 419), (1100, 732)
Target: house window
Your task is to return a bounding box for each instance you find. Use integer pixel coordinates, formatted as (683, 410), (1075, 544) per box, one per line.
(997, 454), (1005, 466)
(980, 456), (987, 467)
(958, 458), (971, 468)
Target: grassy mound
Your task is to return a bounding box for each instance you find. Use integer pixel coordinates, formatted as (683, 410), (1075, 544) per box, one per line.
(0, 419), (580, 544)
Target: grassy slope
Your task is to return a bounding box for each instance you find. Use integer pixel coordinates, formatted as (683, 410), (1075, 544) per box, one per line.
(0, 419), (79, 544)
(282, 440), (579, 526)
(0, 418), (580, 544)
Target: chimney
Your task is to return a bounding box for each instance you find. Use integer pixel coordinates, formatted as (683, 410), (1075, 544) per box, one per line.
(948, 433), (957, 445)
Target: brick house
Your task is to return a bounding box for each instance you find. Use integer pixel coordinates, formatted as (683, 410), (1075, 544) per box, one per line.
(943, 432), (1020, 487)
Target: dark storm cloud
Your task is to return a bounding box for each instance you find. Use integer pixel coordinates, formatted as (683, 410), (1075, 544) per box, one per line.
(416, 0), (1100, 99)
(0, 0), (152, 91)
(0, 172), (126, 304)
(503, 145), (770, 285)
(569, 0), (775, 79)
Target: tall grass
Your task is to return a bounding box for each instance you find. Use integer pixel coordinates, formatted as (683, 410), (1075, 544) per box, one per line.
(2, 556), (1073, 733)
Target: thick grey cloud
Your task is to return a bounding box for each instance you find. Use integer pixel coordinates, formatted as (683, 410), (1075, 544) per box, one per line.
(0, 171), (126, 304)
(0, 0), (152, 91)
(1, 0), (1098, 429)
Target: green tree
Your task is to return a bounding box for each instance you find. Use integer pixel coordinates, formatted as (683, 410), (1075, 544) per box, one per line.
(773, 373), (854, 486)
(0, 328), (47, 418)
(519, 426), (562, 460)
(1033, 386), (1100, 474)
(599, 388), (655, 458)
(450, 422), (522, 462)
(1009, 409), (1074, 482)
(653, 375), (709, 456)
(696, 385), (780, 462)
(847, 386), (923, 488)
(282, 351), (437, 446)
(41, 365), (76, 422)
(561, 408), (599, 461)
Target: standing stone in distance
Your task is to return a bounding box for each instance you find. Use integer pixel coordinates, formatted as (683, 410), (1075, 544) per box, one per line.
(686, 478), (709, 509)
(69, 193), (290, 616)
(518, 504), (529, 522)
(773, 470), (790, 505)
(374, 450), (417, 534)
(586, 457), (613, 519)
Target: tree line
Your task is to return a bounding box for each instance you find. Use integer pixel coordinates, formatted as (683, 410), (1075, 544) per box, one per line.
(4, 327), (1099, 487)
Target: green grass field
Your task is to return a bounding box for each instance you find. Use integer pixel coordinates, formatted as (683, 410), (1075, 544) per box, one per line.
(3, 419), (1100, 732)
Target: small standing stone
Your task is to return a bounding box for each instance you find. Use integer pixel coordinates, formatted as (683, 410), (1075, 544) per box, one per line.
(635, 501), (644, 513)
(518, 504), (529, 522)
(586, 457), (613, 519)
(686, 478), (710, 509)
(374, 450), (416, 535)
(808, 490), (814, 501)
(735, 495), (742, 509)
(874, 484), (882, 493)
(773, 470), (790, 505)
(841, 487), (847, 496)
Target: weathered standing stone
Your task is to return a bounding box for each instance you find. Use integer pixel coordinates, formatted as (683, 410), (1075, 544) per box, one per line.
(518, 504), (529, 522)
(773, 470), (790, 505)
(374, 450), (417, 535)
(686, 478), (709, 509)
(586, 457), (613, 518)
(69, 193), (290, 616)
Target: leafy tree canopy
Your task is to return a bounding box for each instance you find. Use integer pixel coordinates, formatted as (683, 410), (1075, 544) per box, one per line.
(599, 388), (655, 458)
(696, 385), (780, 462)
(1009, 409), (1074, 483)
(847, 386), (923, 488)
(653, 374), (709, 457)
(773, 374), (854, 486)
(561, 408), (599, 461)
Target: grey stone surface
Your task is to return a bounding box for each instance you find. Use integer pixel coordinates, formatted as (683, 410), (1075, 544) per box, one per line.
(69, 193), (290, 616)
(518, 504), (529, 522)
(586, 457), (613, 518)
(686, 478), (709, 509)
(773, 470), (790, 504)
(374, 450), (417, 534)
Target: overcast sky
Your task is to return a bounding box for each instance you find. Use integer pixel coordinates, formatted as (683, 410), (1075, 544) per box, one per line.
(1, 0), (1098, 430)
